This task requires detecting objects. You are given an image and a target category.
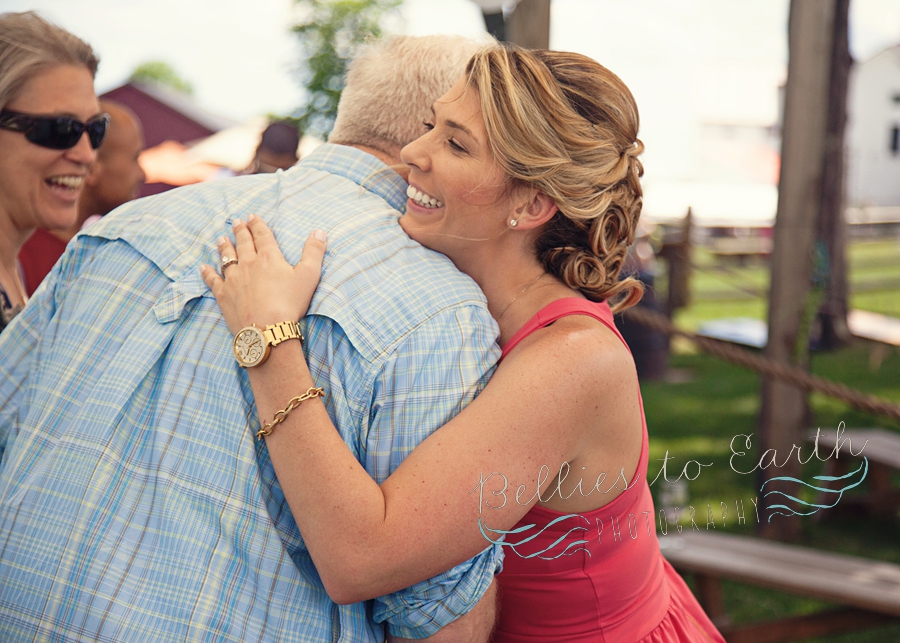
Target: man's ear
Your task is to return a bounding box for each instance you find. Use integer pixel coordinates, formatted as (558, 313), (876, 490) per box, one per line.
(513, 190), (558, 229)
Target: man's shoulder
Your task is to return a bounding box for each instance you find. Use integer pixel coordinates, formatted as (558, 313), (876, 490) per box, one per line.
(78, 172), (280, 280)
(74, 144), (497, 361)
(301, 147), (497, 360)
(312, 237), (495, 364)
(77, 145), (393, 281)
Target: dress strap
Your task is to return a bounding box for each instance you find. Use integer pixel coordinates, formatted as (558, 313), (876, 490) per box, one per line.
(499, 297), (650, 517)
(501, 298), (626, 361)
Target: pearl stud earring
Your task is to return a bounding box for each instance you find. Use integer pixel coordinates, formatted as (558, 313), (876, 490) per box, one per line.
(509, 219), (518, 227)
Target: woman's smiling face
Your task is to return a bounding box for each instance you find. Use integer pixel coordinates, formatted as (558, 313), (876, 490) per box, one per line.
(399, 76), (515, 264)
(0, 64), (100, 234)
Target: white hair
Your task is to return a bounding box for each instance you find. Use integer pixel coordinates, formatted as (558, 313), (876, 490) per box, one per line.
(329, 35), (487, 151)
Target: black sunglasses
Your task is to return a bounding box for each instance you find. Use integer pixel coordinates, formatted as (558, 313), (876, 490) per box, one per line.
(0, 110), (110, 150)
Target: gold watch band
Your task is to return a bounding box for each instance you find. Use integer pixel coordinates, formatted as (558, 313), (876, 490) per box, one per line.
(262, 321), (304, 347)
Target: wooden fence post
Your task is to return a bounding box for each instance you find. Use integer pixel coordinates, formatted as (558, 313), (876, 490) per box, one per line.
(759, 0), (838, 541)
(507, 0), (551, 49)
(816, 0), (852, 350)
(663, 207), (693, 316)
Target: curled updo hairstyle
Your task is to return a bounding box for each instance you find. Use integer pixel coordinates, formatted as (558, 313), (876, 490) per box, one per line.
(466, 45), (644, 312)
(0, 11), (99, 113)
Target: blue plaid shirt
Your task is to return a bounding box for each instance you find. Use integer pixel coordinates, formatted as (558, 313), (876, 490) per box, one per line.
(0, 144), (503, 642)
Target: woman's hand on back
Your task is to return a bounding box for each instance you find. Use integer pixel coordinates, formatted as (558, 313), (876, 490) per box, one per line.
(200, 214), (326, 334)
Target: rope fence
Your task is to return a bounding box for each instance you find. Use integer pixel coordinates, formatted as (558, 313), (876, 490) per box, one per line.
(622, 305), (900, 423)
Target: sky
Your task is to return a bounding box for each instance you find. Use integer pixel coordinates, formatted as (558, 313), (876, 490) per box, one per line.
(5, 0), (900, 217)
(6, 0), (898, 123)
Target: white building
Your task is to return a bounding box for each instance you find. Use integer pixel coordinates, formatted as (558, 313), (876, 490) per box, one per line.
(846, 43), (900, 208)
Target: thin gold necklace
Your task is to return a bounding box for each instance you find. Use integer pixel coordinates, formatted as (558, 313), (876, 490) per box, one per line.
(0, 258), (28, 306)
(496, 273), (546, 321)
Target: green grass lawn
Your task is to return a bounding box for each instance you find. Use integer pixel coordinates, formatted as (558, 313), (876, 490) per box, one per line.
(639, 237), (900, 641)
(642, 348), (900, 642)
(654, 239), (900, 330)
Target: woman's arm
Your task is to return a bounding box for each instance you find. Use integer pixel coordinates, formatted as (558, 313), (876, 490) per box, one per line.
(201, 216), (637, 603)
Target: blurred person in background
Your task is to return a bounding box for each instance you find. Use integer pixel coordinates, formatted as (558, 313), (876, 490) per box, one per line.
(0, 11), (105, 331)
(244, 120), (300, 173)
(19, 99), (145, 295)
(72, 101), (145, 226)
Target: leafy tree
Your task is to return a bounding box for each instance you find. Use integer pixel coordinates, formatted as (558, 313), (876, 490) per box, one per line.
(292, 0), (402, 137)
(130, 61), (194, 96)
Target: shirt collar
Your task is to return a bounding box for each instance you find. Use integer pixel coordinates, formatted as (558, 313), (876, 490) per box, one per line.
(297, 144), (408, 213)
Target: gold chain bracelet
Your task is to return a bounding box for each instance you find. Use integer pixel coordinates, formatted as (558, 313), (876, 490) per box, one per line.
(256, 386), (326, 440)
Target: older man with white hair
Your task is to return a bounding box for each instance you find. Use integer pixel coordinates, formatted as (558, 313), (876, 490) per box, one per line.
(0, 35), (500, 642)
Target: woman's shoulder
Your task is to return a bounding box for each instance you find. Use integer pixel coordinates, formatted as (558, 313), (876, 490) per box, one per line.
(503, 301), (636, 391)
(490, 300), (643, 499)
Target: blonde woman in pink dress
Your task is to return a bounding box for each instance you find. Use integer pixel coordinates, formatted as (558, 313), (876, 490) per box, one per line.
(202, 43), (724, 642)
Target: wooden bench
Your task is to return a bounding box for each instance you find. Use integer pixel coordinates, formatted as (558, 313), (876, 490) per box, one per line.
(696, 317), (767, 349)
(847, 309), (900, 370)
(660, 531), (900, 642)
(807, 427), (900, 518)
(695, 310), (900, 363)
(707, 235), (773, 258)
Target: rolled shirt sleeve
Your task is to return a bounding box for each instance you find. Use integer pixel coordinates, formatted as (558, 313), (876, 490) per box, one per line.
(375, 545), (503, 639)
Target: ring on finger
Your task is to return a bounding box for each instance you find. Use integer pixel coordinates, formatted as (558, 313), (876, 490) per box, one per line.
(220, 256), (239, 272)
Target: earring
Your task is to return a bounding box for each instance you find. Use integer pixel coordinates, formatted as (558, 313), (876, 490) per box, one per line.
(509, 219), (518, 227)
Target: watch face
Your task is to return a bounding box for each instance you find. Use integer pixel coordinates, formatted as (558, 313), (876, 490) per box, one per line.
(233, 326), (269, 367)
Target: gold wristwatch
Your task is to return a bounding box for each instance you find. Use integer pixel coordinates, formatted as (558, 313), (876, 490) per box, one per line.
(232, 321), (304, 368)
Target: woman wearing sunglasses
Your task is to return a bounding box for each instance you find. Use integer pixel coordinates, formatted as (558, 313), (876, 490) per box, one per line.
(0, 11), (107, 333)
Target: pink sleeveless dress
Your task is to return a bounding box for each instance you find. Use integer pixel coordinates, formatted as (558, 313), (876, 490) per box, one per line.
(493, 298), (724, 643)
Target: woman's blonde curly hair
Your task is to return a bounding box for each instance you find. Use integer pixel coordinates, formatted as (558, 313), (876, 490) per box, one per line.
(466, 44), (644, 313)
